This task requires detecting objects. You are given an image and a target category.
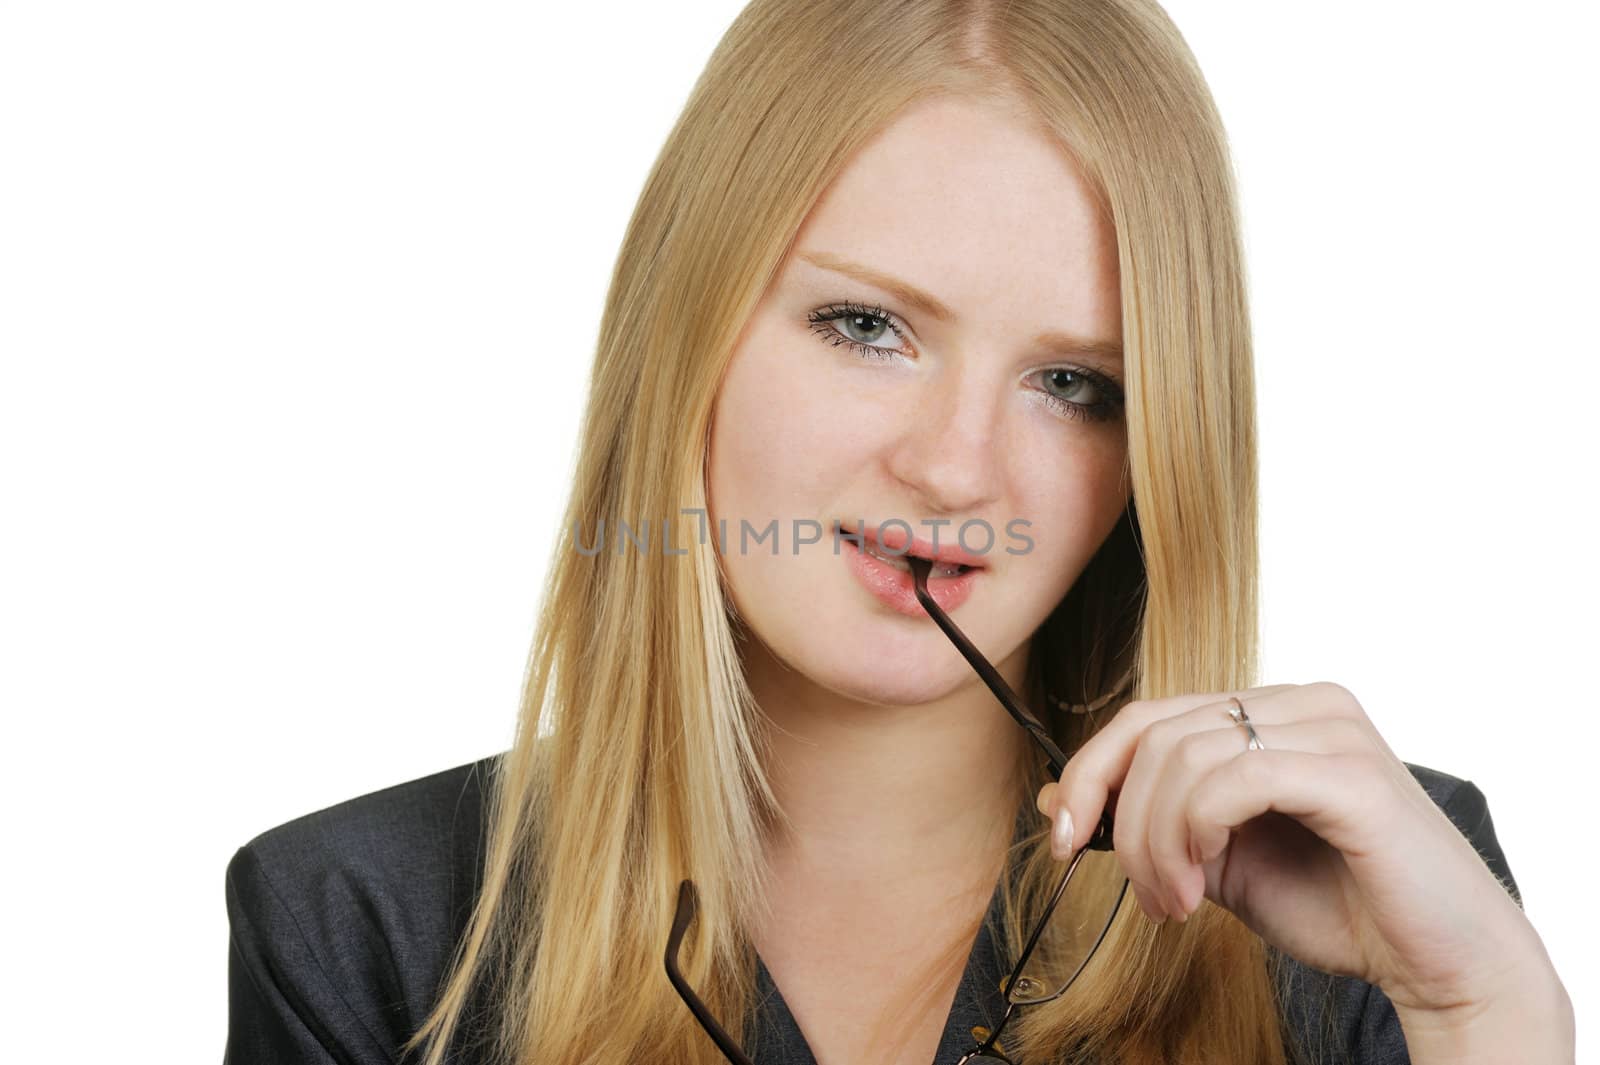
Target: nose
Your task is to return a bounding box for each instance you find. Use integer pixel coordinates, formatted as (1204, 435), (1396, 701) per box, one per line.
(884, 361), (1005, 516)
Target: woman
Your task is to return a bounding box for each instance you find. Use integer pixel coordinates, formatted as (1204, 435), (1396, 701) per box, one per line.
(223, 1), (1573, 1063)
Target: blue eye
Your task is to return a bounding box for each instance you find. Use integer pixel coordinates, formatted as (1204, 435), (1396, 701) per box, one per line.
(805, 299), (1126, 425)
(1030, 367), (1125, 424)
(806, 301), (908, 360)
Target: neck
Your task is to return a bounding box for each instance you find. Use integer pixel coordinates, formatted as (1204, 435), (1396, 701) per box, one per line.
(746, 636), (1032, 892)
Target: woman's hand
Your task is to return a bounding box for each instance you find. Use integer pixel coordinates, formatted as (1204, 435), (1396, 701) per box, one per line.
(1033, 681), (1564, 1030)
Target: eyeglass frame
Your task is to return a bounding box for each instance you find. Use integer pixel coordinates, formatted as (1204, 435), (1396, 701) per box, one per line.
(665, 554), (1128, 1064)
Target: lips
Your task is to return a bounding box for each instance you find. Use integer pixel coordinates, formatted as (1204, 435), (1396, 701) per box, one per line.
(859, 536), (967, 577)
(843, 522), (989, 573)
(839, 525), (982, 617)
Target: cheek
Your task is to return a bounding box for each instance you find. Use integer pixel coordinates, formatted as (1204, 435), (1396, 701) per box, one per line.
(708, 322), (875, 523)
(707, 327), (860, 641)
(1011, 433), (1129, 570)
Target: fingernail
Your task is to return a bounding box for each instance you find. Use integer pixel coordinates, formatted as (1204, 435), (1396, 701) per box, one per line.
(1050, 807), (1074, 860)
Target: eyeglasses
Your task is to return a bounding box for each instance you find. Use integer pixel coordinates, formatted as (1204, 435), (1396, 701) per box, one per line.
(666, 555), (1129, 1064)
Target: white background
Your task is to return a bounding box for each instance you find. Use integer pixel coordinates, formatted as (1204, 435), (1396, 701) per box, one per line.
(2, 1), (1593, 1059)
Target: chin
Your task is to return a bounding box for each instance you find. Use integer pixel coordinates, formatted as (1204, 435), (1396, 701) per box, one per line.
(810, 669), (952, 710)
(773, 627), (965, 709)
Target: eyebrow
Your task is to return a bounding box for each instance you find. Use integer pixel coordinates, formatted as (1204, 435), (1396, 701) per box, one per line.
(796, 249), (1123, 361)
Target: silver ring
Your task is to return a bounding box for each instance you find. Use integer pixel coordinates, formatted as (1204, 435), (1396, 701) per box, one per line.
(1226, 696), (1266, 751)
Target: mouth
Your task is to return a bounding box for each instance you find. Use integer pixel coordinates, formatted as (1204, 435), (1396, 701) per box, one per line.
(858, 537), (971, 578)
(843, 523), (986, 579)
(837, 522), (983, 618)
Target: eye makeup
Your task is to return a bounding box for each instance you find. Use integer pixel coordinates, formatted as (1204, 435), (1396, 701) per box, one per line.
(805, 300), (1126, 424)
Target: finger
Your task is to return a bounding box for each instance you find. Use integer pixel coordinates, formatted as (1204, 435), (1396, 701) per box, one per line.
(1111, 708), (1200, 919)
(1224, 680), (1381, 741)
(1107, 693), (1296, 920)
(1055, 683), (1301, 859)
(1185, 748), (1390, 870)
(1129, 879), (1167, 924)
(1147, 717), (1378, 918)
(1035, 781), (1058, 818)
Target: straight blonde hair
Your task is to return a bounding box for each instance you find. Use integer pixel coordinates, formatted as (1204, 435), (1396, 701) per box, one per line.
(405, 1), (1327, 1062)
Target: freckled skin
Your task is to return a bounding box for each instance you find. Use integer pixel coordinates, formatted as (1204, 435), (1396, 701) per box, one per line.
(708, 93), (1131, 709)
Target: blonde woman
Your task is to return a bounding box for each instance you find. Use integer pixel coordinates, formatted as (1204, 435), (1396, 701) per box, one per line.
(222, 1), (1572, 1063)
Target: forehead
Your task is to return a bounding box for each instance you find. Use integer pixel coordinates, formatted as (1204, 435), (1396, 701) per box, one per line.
(788, 95), (1120, 338)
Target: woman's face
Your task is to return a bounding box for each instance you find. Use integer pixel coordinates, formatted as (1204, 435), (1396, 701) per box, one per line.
(707, 94), (1130, 707)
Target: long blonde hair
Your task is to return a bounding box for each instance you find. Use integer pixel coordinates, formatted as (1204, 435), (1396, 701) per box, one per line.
(404, 1), (1315, 1062)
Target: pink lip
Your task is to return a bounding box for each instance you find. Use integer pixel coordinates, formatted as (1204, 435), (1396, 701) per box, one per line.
(840, 536), (980, 618)
(856, 524), (989, 570)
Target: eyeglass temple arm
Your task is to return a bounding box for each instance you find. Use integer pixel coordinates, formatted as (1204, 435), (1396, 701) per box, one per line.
(908, 557), (1115, 851)
(665, 880), (756, 1065)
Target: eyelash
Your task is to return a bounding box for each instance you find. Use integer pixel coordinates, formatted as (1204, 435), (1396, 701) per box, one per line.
(805, 300), (1126, 424)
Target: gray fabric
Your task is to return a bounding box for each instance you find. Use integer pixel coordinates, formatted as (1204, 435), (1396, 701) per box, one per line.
(224, 755), (1519, 1064)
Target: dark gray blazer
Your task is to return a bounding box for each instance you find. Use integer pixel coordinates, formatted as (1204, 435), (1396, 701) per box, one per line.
(223, 755), (1520, 1065)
